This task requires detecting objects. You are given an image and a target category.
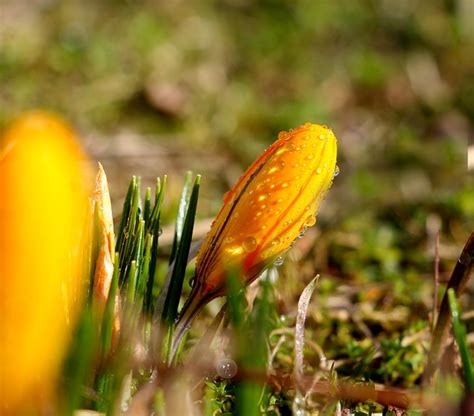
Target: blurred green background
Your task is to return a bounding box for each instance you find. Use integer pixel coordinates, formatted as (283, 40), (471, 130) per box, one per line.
(1, 0), (473, 395)
(2, 0), (472, 268)
(1, 0), (471, 238)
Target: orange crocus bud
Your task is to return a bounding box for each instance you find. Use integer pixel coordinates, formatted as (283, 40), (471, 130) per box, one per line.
(91, 163), (120, 342)
(92, 162), (115, 304)
(0, 111), (91, 413)
(174, 122), (337, 349)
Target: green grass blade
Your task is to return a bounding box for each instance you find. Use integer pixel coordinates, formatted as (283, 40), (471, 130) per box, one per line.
(120, 177), (141, 276)
(125, 260), (138, 305)
(62, 307), (96, 415)
(226, 268), (246, 330)
(143, 186), (151, 225)
(146, 176), (167, 314)
(137, 233), (153, 308)
(161, 174), (200, 326)
(447, 288), (474, 391)
(102, 253), (120, 353)
(116, 176), (136, 253)
(169, 171), (193, 265)
(235, 278), (271, 416)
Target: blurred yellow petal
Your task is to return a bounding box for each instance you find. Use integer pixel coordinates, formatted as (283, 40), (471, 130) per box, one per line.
(0, 111), (91, 413)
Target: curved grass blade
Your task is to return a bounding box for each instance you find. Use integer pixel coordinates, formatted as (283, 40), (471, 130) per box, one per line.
(447, 288), (474, 391)
(146, 176), (167, 314)
(102, 253), (120, 353)
(169, 171), (193, 265)
(161, 174), (201, 326)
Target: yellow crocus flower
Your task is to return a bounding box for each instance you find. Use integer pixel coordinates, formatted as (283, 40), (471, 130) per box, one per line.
(0, 111), (91, 413)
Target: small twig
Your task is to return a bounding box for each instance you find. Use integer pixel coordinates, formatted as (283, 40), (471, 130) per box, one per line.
(432, 230), (440, 332)
(424, 232), (474, 384)
(128, 358), (445, 413)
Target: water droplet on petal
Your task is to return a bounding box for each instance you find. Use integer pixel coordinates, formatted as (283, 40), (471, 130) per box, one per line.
(305, 215), (316, 227)
(316, 168), (322, 174)
(224, 236), (234, 243)
(281, 182), (289, 188)
(274, 256), (284, 266)
(216, 358), (237, 379)
(318, 134), (325, 140)
(271, 237), (281, 246)
(278, 131), (288, 139)
(306, 154), (314, 160)
(334, 165), (340, 177)
(242, 236), (257, 252)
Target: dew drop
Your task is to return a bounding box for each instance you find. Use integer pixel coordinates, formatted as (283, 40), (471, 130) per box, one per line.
(281, 182), (289, 188)
(316, 168), (322, 174)
(304, 215), (316, 227)
(286, 143), (295, 151)
(274, 256), (284, 266)
(258, 194), (269, 202)
(278, 131), (288, 139)
(224, 236), (234, 244)
(216, 358), (238, 379)
(303, 122), (311, 128)
(318, 134), (325, 140)
(242, 236), (257, 252)
(271, 237), (281, 246)
(275, 147), (286, 156)
(334, 165), (340, 177)
(189, 277), (195, 288)
(268, 166), (279, 174)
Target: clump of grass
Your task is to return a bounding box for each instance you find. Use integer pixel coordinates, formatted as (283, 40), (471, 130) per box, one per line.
(60, 165), (473, 415)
